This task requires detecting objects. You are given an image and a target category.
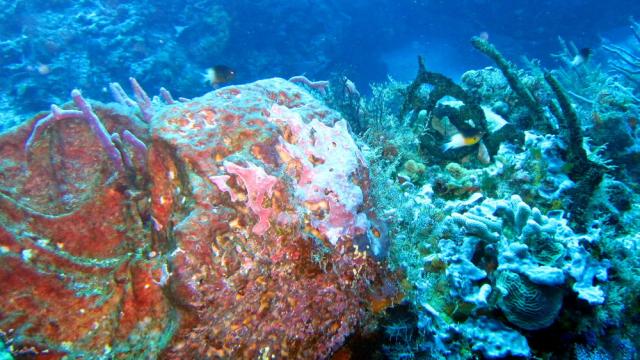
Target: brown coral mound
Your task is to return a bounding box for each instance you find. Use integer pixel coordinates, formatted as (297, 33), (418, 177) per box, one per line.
(0, 78), (397, 359)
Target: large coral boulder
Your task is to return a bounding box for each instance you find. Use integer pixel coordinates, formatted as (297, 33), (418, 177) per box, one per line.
(0, 78), (396, 359)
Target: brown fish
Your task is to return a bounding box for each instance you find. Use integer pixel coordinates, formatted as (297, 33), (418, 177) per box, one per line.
(204, 65), (236, 86)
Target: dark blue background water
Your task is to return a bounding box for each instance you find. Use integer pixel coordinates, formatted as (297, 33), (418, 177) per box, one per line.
(277, 0), (640, 84)
(2, 0), (639, 117)
(227, 0), (640, 83)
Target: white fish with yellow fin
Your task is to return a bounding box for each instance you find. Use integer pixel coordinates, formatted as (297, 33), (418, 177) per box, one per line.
(442, 131), (484, 152)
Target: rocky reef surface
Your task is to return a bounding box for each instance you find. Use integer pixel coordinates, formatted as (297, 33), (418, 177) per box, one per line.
(0, 78), (398, 359)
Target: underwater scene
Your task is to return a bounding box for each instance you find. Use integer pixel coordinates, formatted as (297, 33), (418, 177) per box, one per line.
(2, 0), (640, 359)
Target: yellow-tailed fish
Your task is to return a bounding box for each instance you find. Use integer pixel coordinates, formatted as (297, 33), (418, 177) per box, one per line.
(442, 132), (484, 152)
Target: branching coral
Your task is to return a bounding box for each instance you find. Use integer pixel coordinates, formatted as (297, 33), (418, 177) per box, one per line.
(544, 71), (608, 230)
(551, 37), (610, 102)
(471, 36), (552, 133)
(470, 36), (609, 230)
(603, 19), (640, 85)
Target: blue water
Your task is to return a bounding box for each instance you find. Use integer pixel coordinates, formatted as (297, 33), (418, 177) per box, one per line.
(2, 0), (639, 116)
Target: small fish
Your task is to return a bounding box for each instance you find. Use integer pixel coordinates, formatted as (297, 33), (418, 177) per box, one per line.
(481, 106), (508, 133)
(204, 65), (236, 87)
(438, 97), (465, 109)
(37, 63), (51, 75)
(570, 48), (591, 67)
(442, 132), (484, 152)
(477, 140), (491, 164)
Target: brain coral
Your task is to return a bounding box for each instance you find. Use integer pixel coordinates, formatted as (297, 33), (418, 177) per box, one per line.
(443, 194), (608, 332)
(496, 271), (563, 331)
(0, 78), (396, 359)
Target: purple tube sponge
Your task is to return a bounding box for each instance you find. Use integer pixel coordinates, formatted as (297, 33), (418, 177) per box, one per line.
(122, 129), (148, 169)
(129, 78), (153, 123)
(71, 89), (124, 172)
(288, 75), (329, 95)
(25, 105), (83, 151)
(25, 90), (125, 173)
(159, 87), (175, 104)
(109, 82), (137, 108)
(110, 132), (134, 170)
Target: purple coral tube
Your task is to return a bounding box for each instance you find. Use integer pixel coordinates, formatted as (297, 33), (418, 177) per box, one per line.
(159, 87), (175, 104)
(25, 105), (83, 151)
(129, 78), (153, 123)
(121, 129), (148, 168)
(288, 75), (329, 95)
(109, 82), (137, 107)
(110, 133), (134, 170)
(71, 89), (124, 172)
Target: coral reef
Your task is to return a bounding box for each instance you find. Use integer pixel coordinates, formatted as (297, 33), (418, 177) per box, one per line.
(3, 5), (640, 359)
(469, 37), (609, 230)
(0, 1), (361, 124)
(0, 78), (397, 358)
(0, 2), (233, 116)
(459, 317), (530, 358)
(352, 30), (640, 358)
(443, 194), (609, 326)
